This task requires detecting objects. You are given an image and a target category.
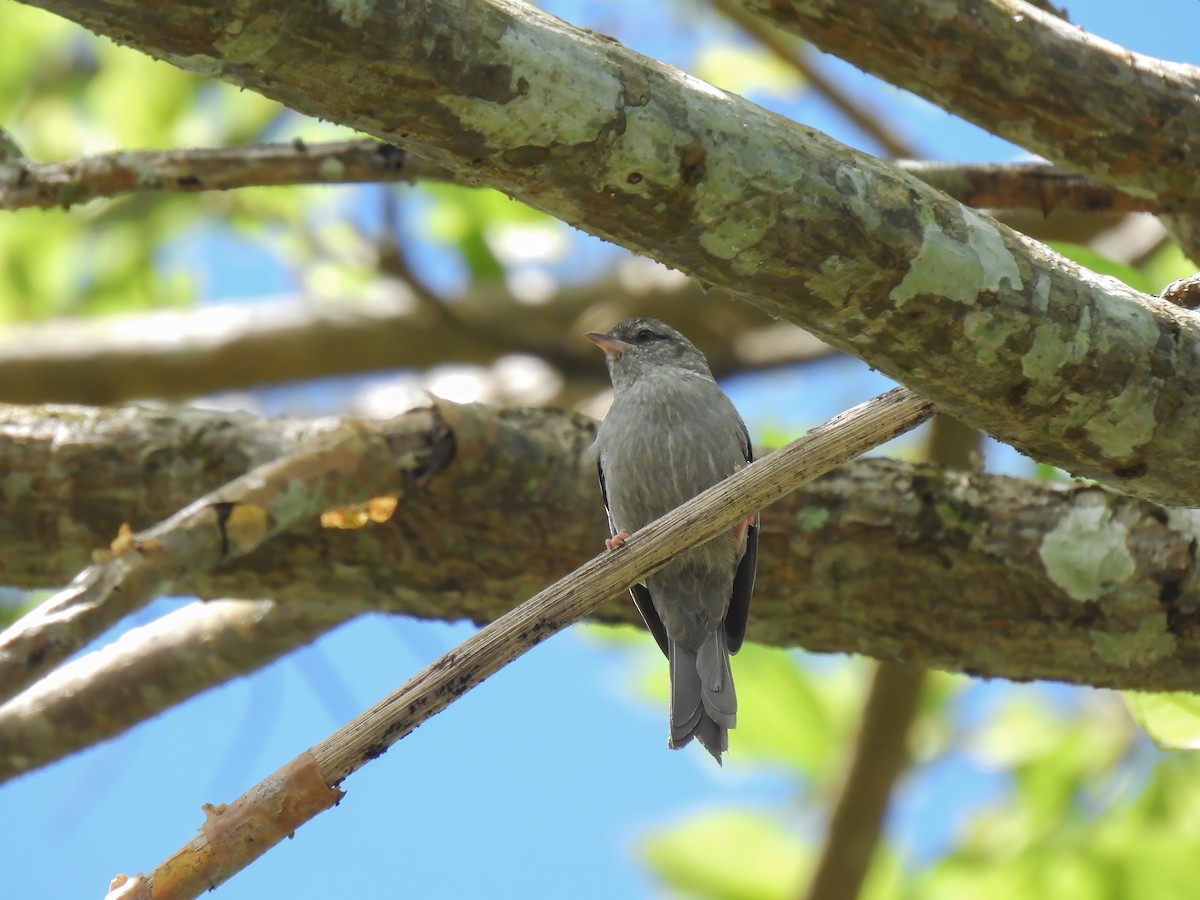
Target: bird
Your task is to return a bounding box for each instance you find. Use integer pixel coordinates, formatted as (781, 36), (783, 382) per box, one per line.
(587, 317), (757, 763)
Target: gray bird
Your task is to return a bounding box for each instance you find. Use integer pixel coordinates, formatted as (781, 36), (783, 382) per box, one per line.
(587, 318), (757, 763)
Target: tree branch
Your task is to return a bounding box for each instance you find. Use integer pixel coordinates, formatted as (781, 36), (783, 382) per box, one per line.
(894, 161), (1172, 215)
(802, 663), (925, 900)
(0, 140), (457, 211)
(707, 0), (921, 159)
(0, 273), (829, 406)
(15, 0), (1200, 503)
(4, 401), (1200, 762)
(2, 137), (1170, 216)
(103, 387), (934, 899)
(0, 408), (453, 705)
(732, 0), (1200, 207)
(0, 599), (353, 782)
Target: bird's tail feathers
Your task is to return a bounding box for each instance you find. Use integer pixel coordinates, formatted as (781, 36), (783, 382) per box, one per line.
(668, 629), (737, 764)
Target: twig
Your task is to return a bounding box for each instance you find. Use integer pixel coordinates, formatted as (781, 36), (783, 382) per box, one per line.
(0, 410), (453, 706)
(0, 599), (354, 784)
(801, 663), (925, 900)
(106, 387), (937, 900)
(0, 140), (458, 211)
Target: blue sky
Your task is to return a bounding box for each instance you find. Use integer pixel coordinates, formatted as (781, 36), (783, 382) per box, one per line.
(3, 2), (1197, 898)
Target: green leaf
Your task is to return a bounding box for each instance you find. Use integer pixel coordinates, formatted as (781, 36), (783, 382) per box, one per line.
(692, 43), (805, 99)
(1125, 691), (1200, 749)
(1047, 243), (1157, 294)
(641, 810), (806, 900)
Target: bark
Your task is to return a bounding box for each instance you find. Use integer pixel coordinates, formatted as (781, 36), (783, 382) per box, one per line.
(3, 403), (1200, 694)
(15, 0), (1200, 504)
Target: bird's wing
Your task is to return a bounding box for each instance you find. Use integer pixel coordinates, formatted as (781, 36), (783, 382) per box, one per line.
(724, 422), (757, 654)
(598, 455), (671, 657)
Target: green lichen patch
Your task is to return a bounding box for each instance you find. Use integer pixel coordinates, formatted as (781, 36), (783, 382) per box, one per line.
(1039, 502), (1135, 601)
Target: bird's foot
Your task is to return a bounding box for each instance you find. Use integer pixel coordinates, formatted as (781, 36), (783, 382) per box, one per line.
(605, 529), (632, 551)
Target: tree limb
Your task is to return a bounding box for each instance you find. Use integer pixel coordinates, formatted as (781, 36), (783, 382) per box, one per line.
(0, 273), (828, 406)
(15, 0), (1200, 503)
(0, 407), (452, 705)
(102, 387), (934, 899)
(0, 599), (353, 782)
(732, 0), (1200, 208)
(4, 402), (1200, 723)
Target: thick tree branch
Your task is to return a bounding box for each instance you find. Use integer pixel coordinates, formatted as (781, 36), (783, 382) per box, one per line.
(0, 408), (452, 705)
(0, 599), (353, 782)
(103, 388), (934, 899)
(732, 0), (1200, 207)
(16, 0), (1200, 503)
(707, 0), (920, 159)
(4, 403), (1200, 707)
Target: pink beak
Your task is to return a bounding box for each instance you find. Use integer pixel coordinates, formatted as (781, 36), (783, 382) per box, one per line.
(586, 332), (634, 357)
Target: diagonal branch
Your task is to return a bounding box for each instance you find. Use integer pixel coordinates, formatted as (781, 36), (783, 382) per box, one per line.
(16, 0), (1200, 504)
(707, 0), (921, 159)
(729, 0), (1200, 207)
(105, 387), (935, 899)
(0, 409), (452, 706)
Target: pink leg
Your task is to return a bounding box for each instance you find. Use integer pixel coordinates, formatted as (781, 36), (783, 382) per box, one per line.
(605, 529), (632, 551)
(733, 514), (755, 548)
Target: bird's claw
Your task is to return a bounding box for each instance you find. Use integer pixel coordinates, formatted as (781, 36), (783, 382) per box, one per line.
(605, 529), (632, 551)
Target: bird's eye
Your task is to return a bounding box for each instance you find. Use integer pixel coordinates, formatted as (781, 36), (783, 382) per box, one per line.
(636, 328), (663, 343)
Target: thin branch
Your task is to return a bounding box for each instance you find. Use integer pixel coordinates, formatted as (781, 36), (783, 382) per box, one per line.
(0, 409), (453, 706)
(3, 137), (1174, 216)
(105, 387), (936, 899)
(709, 0), (921, 159)
(0, 140), (457, 211)
(802, 663), (926, 900)
(0, 599), (354, 783)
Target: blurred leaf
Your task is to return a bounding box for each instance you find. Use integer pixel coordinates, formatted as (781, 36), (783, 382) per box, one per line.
(422, 184), (555, 280)
(1139, 240), (1196, 295)
(1048, 243), (1157, 294)
(641, 810), (805, 900)
(693, 43), (804, 99)
(1125, 692), (1200, 749)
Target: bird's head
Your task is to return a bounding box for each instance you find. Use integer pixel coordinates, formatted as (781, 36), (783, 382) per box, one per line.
(586, 318), (714, 391)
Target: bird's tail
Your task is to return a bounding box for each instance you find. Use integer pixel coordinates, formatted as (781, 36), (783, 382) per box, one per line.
(668, 628), (737, 764)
